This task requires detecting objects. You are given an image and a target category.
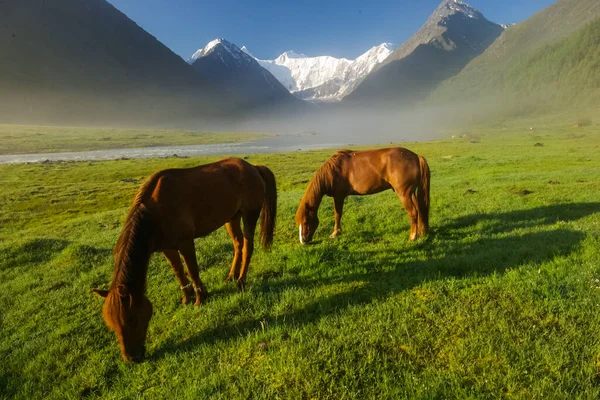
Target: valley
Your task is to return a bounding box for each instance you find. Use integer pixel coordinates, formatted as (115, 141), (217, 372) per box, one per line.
(2, 0), (600, 398)
(2, 126), (600, 397)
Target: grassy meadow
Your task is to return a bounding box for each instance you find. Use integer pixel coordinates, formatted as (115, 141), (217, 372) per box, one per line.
(1, 125), (600, 398)
(0, 124), (265, 155)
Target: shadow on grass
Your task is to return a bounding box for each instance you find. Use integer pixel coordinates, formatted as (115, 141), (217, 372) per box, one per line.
(150, 202), (600, 360)
(0, 238), (71, 270)
(437, 202), (600, 236)
(0, 370), (27, 398)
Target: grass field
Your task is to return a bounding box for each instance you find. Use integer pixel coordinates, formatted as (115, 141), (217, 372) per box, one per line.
(0, 124), (265, 155)
(1, 125), (600, 398)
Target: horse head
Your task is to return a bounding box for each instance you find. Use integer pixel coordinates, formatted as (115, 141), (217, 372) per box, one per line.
(92, 285), (153, 362)
(296, 202), (319, 244)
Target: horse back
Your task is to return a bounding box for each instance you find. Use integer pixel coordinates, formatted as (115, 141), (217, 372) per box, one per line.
(145, 158), (265, 243)
(344, 148), (420, 195)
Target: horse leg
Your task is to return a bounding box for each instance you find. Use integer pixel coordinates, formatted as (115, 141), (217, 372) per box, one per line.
(162, 250), (194, 304)
(413, 192), (428, 238)
(330, 196), (344, 238)
(179, 239), (209, 306)
(237, 209), (260, 291)
(399, 190), (419, 241)
(225, 216), (244, 283)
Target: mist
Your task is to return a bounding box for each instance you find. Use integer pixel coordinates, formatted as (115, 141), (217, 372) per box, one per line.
(0, 77), (505, 159)
(183, 98), (496, 149)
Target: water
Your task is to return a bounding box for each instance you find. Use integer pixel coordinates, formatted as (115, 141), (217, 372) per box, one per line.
(0, 135), (351, 164)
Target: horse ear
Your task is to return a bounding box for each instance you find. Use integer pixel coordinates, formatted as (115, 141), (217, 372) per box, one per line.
(115, 284), (129, 298)
(92, 288), (109, 299)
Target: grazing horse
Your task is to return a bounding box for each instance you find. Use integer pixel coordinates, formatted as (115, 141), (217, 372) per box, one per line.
(295, 148), (429, 244)
(92, 158), (277, 362)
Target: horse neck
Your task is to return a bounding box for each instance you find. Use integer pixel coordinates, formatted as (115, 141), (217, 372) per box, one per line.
(111, 207), (155, 296)
(112, 249), (151, 297)
(302, 175), (327, 211)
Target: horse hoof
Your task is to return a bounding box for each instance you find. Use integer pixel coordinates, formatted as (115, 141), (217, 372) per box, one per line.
(330, 231), (341, 239)
(181, 286), (195, 304)
(237, 281), (246, 291)
(194, 295), (204, 306)
(195, 290), (209, 306)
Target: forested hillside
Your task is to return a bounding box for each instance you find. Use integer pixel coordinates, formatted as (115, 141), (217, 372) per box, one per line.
(429, 0), (600, 122)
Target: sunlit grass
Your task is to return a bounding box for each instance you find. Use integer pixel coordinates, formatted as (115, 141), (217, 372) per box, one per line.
(1, 125), (600, 398)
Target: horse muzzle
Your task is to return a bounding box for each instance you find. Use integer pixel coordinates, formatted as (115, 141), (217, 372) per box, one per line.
(122, 345), (146, 363)
(299, 226), (311, 245)
(123, 353), (145, 363)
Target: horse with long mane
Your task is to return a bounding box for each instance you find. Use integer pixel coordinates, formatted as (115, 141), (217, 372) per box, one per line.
(92, 158), (277, 362)
(295, 147), (429, 244)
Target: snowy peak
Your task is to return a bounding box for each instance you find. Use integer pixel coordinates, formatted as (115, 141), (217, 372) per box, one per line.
(354, 42), (399, 65)
(248, 49), (351, 93)
(243, 43), (398, 101)
(240, 45), (253, 57)
(277, 50), (307, 61)
(189, 38), (303, 109)
(201, 38), (225, 55)
(189, 38), (255, 65)
(378, 43), (399, 52)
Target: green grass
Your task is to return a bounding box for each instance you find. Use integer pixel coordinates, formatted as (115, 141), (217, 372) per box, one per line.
(0, 124), (266, 155)
(1, 125), (600, 398)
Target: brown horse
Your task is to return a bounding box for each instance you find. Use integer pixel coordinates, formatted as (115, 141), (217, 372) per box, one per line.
(92, 158), (277, 362)
(295, 148), (429, 244)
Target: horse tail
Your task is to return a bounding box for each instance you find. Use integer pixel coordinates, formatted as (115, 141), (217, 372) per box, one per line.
(255, 165), (277, 250)
(417, 155), (430, 231)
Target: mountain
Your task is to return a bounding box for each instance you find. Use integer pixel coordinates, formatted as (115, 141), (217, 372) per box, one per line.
(0, 0), (233, 125)
(244, 43), (398, 102)
(294, 43), (399, 102)
(256, 51), (352, 94)
(189, 38), (303, 110)
(428, 0), (600, 119)
(346, 0), (504, 105)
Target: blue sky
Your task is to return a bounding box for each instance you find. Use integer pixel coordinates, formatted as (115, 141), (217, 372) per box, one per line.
(107, 0), (556, 60)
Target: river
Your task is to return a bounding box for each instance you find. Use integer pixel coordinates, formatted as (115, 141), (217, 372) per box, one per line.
(0, 135), (351, 164)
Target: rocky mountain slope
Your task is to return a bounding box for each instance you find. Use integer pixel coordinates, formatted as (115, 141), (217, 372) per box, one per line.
(429, 0), (600, 118)
(346, 0), (504, 105)
(190, 38), (303, 110)
(0, 0), (233, 125)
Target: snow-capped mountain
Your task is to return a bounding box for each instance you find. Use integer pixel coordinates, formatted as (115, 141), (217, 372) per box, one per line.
(242, 43), (398, 102)
(189, 38), (257, 66)
(253, 51), (352, 94)
(189, 38), (303, 109)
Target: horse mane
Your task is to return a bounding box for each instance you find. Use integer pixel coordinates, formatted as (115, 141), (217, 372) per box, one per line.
(302, 150), (352, 205)
(111, 172), (162, 295)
